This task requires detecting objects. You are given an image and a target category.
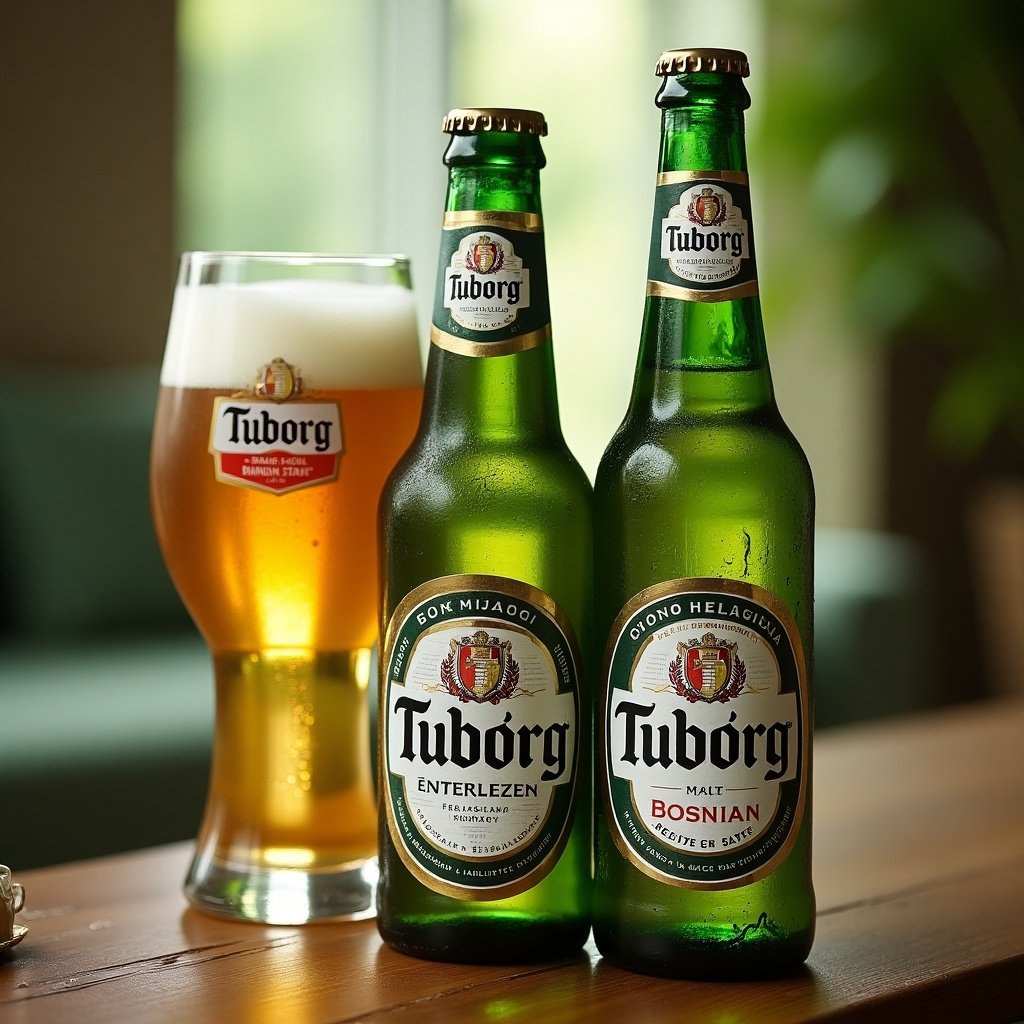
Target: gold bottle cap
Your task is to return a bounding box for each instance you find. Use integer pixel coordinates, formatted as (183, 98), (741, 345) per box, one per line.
(442, 108), (548, 136)
(656, 48), (750, 78)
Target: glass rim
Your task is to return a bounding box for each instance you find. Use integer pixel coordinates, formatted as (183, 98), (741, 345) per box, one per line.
(179, 251), (410, 269)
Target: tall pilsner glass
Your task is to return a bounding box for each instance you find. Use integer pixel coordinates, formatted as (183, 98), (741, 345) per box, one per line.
(151, 253), (422, 923)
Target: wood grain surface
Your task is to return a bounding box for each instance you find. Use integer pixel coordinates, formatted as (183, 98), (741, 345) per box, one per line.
(3, 700), (1023, 1023)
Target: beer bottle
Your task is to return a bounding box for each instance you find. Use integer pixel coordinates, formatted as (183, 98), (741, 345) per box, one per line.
(593, 49), (815, 978)
(377, 108), (592, 963)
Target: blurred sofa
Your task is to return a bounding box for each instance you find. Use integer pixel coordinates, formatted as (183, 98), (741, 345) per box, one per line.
(0, 362), (933, 870)
(0, 363), (211, 870)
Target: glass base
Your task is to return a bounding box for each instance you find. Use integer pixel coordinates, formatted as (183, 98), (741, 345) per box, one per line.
(185, 853), (379, 924)
(184, 646), (379, 924)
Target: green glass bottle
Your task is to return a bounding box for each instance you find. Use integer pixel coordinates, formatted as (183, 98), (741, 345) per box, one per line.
(593, 49), (815, 978)
(377, 108), (592, 963)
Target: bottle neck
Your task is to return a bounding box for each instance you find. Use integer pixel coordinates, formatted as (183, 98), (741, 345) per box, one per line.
(422, 132), (562, 444)
(633, 73), (773, 419)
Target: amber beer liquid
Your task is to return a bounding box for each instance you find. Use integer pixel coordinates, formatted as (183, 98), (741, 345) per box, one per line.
(151, 257), (421, 923)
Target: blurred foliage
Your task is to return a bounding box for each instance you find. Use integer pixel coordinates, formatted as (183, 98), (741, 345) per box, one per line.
(757, 0), (1024, 456)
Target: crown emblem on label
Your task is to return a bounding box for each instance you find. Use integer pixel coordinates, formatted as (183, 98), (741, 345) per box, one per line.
(687, 187), (728, 227)
(669, 632), (746, 703)
(464, 235), (505, 275)
(254, 357), (302, 401)
(441, 629), (520, 703)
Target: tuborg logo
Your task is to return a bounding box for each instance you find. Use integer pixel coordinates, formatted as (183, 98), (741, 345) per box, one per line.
(655, 180), (753, 289)
(441, 228), (530, 333)
(382, 578), (581, 897)
(441, 630), (521, 704)
(209, 356), (343, 494)
(604, 584), (806, 887)
(670, 632), (746, 704)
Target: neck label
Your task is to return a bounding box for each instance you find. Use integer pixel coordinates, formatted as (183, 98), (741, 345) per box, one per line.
(431, 211), (551, 357)
(647, 172), (758, 302)
(381, 575), (581, 900)
(601, 578), (808, 889)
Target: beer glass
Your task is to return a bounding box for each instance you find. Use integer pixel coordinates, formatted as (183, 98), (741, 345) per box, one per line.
(151, 252), (422, 923)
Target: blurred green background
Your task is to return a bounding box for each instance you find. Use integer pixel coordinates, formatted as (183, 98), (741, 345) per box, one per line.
(1, 0), (1022, 866)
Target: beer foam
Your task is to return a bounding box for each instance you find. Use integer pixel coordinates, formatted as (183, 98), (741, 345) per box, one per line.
(161, 279), (422, 389)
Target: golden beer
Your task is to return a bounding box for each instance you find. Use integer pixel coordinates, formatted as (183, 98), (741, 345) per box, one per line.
(153, 385), (421, 653)
(151, 254), (422, 922)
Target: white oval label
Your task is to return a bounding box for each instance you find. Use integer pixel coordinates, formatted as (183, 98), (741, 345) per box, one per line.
(382, 576), (581, 900)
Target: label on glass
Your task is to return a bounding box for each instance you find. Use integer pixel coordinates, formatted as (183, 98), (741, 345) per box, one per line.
(208, 358), (343, 494)
(647, 171), (758, 303)
(381, 575), (580, 900)
(430, 211), (551, 358)
(601, 579), (808, 890)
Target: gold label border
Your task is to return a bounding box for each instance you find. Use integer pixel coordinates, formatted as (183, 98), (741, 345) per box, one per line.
(383, 574), (574, 651)
(656, 169), (750, 186)
(646, 280), (759, 304)
(429, 324), (551, 358)
(441, 210), (542, 233)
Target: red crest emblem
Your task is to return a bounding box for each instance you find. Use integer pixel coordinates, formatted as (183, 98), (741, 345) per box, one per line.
(254, 357), (300, 401)
(441, 630), (520, 703)
(669, 632), (746, 703)
(687, 187), (727, 227)
(464, 235), (505, 274)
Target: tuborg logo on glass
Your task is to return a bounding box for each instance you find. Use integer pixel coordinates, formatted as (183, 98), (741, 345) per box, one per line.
(208, 358), (343, 495)
(382, 575), (580, 900)
(602, 579), (808, 889)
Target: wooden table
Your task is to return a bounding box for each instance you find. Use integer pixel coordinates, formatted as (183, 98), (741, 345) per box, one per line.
(3, 699), (1023, 1023)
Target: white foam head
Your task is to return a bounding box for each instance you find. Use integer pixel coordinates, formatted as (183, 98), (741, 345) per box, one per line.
(160, 278), (422, 389)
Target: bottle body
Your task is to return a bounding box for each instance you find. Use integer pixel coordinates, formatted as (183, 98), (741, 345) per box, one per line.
(593, 51), (815, 978)
(593, 381), (815, 977)
(377, 111), (592, 963)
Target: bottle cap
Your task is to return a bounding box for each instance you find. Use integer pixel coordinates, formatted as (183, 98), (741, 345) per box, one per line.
(442, 108), (548, 136)
(656, 48), (750, 78)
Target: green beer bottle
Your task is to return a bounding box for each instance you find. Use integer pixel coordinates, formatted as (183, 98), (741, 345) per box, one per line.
(377, 108), (592, 963)
(593, 49), (815, 978)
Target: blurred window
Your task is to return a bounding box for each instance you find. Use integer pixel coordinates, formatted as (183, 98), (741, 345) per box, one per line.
(177, 0), (763, 478)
